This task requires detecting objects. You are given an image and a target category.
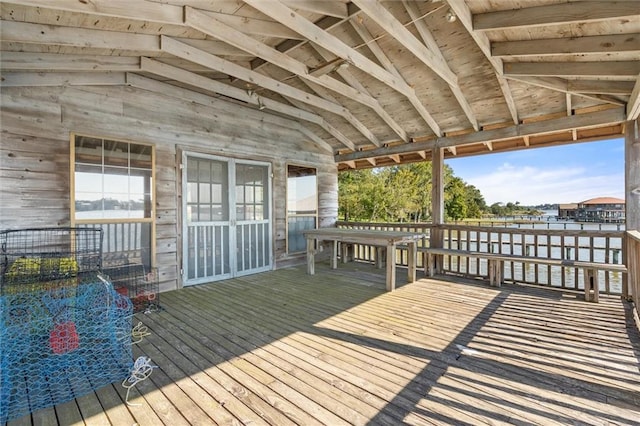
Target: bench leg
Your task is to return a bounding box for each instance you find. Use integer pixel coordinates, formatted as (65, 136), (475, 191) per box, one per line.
(426, 253), (435, 277)
(488, 260), (503, 287)
(584, 269), (599, 302)
(376, 247), (386, 269)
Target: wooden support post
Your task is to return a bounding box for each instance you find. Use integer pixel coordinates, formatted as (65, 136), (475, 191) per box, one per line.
(386, 243), (396, 291)
(330, 240), (339, 269)
(584, 268), (599, 302)
(431, 147), (445, 273)
(375, 246), (386, 269)
(625, 118), (639, 299)
(407, 242), (417, 283)
(306, 238), (315, 275)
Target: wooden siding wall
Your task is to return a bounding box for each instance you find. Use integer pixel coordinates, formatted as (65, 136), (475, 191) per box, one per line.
(0, 85), (337, 291)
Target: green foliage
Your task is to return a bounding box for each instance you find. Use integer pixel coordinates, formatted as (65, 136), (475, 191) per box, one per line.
(338, 162), (487, 222)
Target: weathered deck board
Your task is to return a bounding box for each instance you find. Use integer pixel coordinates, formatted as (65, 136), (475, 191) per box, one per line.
(7, 263), (640, 425)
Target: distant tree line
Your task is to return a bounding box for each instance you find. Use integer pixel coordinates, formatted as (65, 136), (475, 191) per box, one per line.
(338, 163), (543, 222)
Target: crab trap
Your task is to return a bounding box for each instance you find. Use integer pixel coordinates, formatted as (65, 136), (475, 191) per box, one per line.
(103, 263), (160, 314)
(0, 228), (134, 423)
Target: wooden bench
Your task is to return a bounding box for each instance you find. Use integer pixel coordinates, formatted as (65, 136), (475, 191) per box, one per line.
(422, 247), (627, 302)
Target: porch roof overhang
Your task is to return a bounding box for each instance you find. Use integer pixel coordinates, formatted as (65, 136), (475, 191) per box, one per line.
(0, 0), (638, 169)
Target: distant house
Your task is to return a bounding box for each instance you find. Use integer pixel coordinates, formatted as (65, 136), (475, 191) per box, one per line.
(576, 197), (625, 223)
(557, 203), (578, 220)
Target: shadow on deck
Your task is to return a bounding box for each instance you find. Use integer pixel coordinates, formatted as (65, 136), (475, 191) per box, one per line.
(12, 261), (640, 425)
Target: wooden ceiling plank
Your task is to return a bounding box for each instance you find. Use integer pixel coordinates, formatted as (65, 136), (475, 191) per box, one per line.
(1, 71), (126, 86)
(250, 7), (361, 70)
(295, 76), (380, 146)
(160, 35), (368, 144)
(296, 124), (336, 153)
(198, 11), (304, 40)
(348, 18), (442, 136)
(474, 1), (640, 31)
(403, 0), (478, 131)
(186, 6), (398, 125)
(281, 0), (348, 19)
(505, 75), (628, 106)
(309, 44), (409, 142)
(11, 0), (184, 25)
(137, 58), (320, 123)
(352, 0), (457, 86)
(504, 61), (640, 78)
(134, 60), (354, 148)
(279, 93), (357, 150)
(568, 80), (636, 95)
(243, 0), (442, 136)
(0, 20), (160, 51)
(335, 107), (625, 162)
(446, 0), (519, 125)
(492, 33), (640, 57)
(0, 52), (141, 71)
(566, 93), (572, 116)
(628, 74), (640, 120)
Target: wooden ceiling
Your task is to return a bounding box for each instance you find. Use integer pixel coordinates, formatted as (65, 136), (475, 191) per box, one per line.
(1, 1), (638, 170)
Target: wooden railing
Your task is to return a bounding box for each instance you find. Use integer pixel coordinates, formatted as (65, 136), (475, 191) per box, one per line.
(626, 230), (640, 312)
(337, 221), (626, 295)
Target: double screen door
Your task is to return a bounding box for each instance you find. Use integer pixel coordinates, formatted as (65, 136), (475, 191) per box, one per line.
(182, 153), (272, 285)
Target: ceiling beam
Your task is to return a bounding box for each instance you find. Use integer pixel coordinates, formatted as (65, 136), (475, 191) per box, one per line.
(281, 0), (348, 19)
(243, 0), (442, 136)
(295, 124), (337, 153)
(492, 33), (640, 57)
(297, 78), (380, 146)
(199, 11), (304, 40)
(474, 1), (640, 31)
(567, 80), (635, 95)
(160, 35), (366, 149)
(348, 18), (442, 136)
(0, 20), (159, 52)
(628, 75), (640, 120)
(309, 44), (409, 142)
(0, 71), (126, 86)
(0, 52), (141, 71)
(352, 0), (457, 86)
(336, 107), (625, 162)
(505, 75), (627, 106)
(13, 0), (184, 25)
(446, 0), (519, 125)
(504, 61), (640, 79)
(402, 0), (478, 131)
(185, 6), (406, 145)
(250, 4), (362, 71)
(134, 59), (355, 149)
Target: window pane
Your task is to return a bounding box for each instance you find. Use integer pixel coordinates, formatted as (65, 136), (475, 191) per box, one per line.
(74, 136), (153, 222)
(75, 136), (103, 166)
(103, 140), (130, 167)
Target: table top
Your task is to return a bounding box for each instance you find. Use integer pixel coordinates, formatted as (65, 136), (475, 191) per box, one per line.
(303, 228), (424, 244)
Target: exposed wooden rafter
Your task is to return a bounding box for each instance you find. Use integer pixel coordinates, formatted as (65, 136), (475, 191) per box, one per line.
(446, 0), (520, 125)
(347, 18), (442, 136)
(243, 0), (443, 136)
(135, 58), (356, 150)
(402, 0), (478, 131)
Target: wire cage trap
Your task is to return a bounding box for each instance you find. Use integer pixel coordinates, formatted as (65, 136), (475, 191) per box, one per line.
(0, 227), (134, 423)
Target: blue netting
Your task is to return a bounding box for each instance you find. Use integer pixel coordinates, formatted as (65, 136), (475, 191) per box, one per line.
(0, 278), (133, 423)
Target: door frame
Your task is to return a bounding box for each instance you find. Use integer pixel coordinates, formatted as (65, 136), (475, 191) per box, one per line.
(181, 151), (273, 286)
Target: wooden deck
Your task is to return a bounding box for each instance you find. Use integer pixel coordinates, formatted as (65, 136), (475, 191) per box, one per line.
(9, 263), (640, 425)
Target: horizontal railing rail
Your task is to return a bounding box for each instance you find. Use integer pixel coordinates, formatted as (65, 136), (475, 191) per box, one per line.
(337, 221), (626, 295)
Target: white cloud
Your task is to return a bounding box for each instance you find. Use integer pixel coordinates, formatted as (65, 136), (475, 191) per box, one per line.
(467, 163), (624, 205)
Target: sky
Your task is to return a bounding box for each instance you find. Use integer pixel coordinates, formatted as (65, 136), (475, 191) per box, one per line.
(446, 138), (625, 206)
